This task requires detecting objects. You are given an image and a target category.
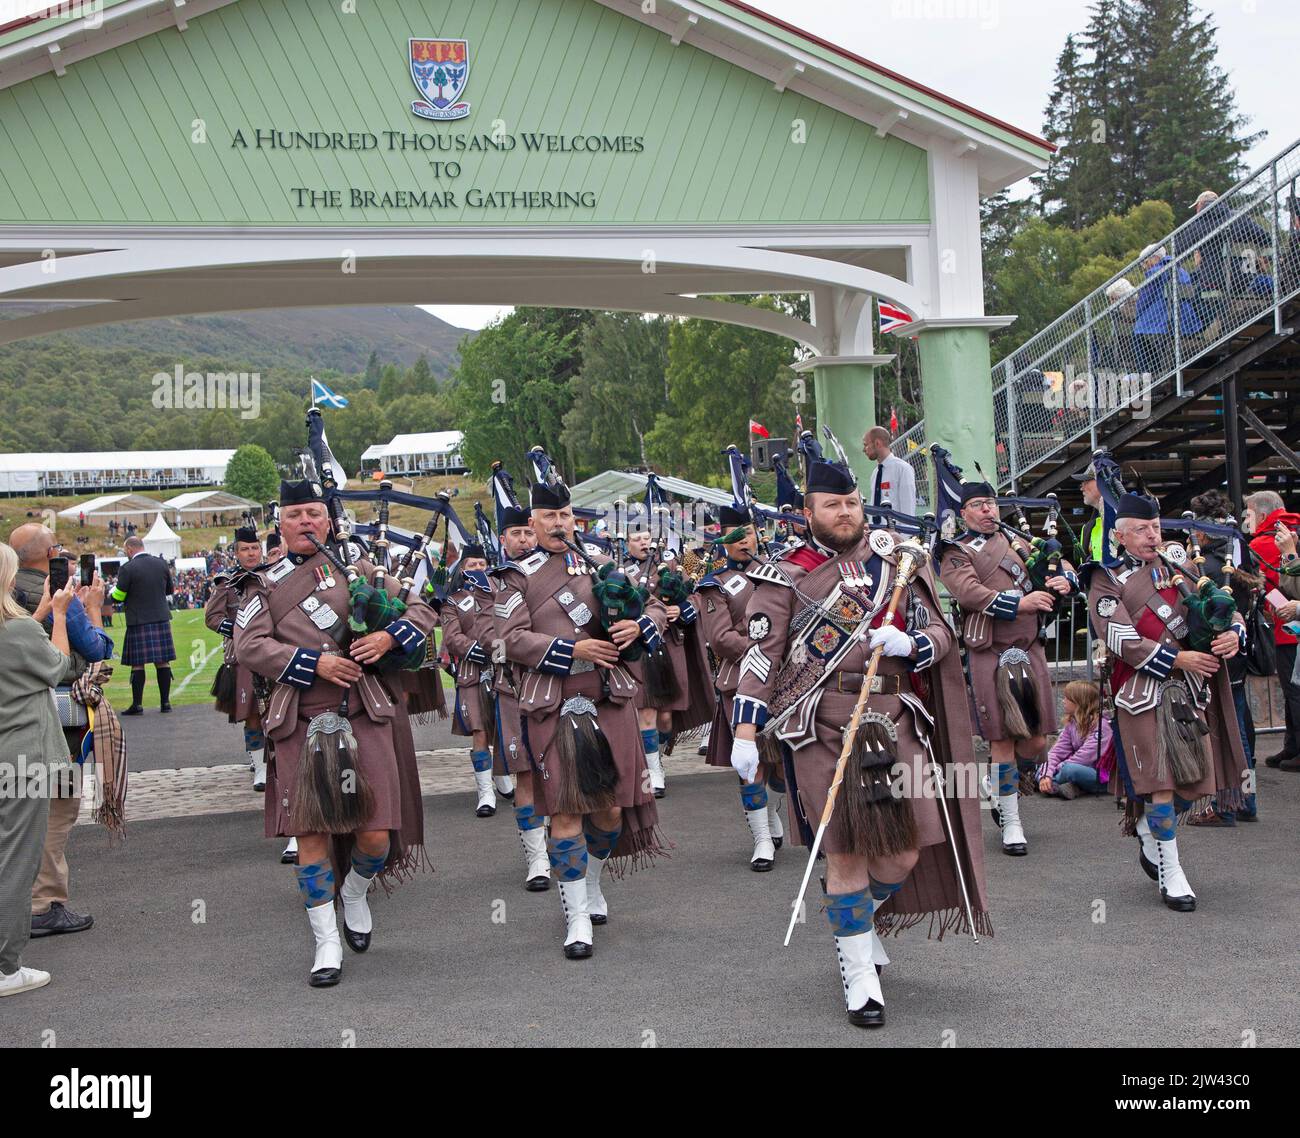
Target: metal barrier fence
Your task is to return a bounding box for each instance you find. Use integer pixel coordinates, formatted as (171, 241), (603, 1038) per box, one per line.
(895, 136), (1300, 490)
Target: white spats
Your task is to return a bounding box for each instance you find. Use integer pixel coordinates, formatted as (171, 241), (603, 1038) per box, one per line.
(556, 878), (593, 949)
(767, 792), (785, 843)
(869, 929), (890, 970)
(339, 868), (373, 937)
(586, 855), (609, 922)
(519, 825), (550, 886)
(1135, 814), (1160, 874)
(835, 933), (884, 1014)
(744, 802), (776, 867)
(494, 774), (516, 797)
(250, 749), (266, 791)
(307, 902), (342, 975)
(645, 748), (666, 794)
(473, 768), (497, 815)
(1157, 835), (1196, 909)
(995, 792), (1027, 853)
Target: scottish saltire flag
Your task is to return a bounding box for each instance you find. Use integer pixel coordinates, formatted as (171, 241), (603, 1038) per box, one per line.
(311, 378), (348, 408)
(878, 302), (913, 335)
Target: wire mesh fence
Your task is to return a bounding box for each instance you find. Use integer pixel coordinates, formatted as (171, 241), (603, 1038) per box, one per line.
(895, 137), (1300, 489)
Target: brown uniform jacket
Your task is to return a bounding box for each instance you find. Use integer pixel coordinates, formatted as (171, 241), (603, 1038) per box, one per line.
(441, 579), (492, 688)
(697, 559), (759, 693)
(938, 530), (1043, 652)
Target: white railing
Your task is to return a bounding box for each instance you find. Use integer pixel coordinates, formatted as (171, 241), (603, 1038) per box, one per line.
(895, 135), (1300, 489)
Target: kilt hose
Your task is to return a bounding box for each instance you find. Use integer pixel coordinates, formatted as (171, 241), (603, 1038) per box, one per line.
(121, 619), (176, 667)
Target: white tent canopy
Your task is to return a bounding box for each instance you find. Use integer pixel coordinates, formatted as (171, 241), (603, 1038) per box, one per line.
(142, 513), (182, 560)
(57, 493), (165, 520)
(164, 490), (262, 516)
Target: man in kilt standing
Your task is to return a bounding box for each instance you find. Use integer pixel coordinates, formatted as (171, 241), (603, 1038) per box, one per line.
(205, 526), (272, 791)
(731, 451), (990, 1028)
(441, 542), (502, 818)
(938, 483), (1076, 857)
(234, 479), (437, 987)
(484, 495), (550, 891)
(699, 504), (786, 870)
(1084, 492), (1248, 911)
(497, 468), (667, 959)
(111, 535), (175, 715)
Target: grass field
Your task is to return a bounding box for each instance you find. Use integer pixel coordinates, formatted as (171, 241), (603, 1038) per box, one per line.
(97, 610), (452, 710)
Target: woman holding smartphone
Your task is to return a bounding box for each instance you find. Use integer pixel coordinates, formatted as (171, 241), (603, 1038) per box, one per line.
(0, 543), (76, 997)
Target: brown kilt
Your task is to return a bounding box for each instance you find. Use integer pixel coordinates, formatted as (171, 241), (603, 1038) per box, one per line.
(1114, 667), (1247, 807)
(705, 691), (734, 768)
(493, 690), (531, 775)
(967, 639), (1058, 741)
(265, 689), (402, 838)
(451, 679), (488, 736)
(520, 669), (664, 868)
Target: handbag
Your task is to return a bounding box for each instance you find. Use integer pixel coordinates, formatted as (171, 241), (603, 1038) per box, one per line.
(1244, 597), (1276, 677)
(55, 686), (89, 728)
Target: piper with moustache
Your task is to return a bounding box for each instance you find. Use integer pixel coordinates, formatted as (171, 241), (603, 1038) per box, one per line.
(495, 454), (668, 959)
(1084, 490), (1247, 912)
(731, 434), (990, 1029)
(205, 525), (274, 792)
(938, 479), (1077, 857)
(233, 476), (438, 987)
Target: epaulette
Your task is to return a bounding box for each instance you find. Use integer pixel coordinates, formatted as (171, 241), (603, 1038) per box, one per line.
(746, 560), (793, 588)
(463, 569), (493, 594)
(696, 574), (722, 590)
(766, 538), (804, 562)
(500, 549), (548, 577)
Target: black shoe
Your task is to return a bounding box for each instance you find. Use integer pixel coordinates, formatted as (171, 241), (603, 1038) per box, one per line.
(847, 1000), (886, 1028)
(1278, 756), (1300, 772)
(1264, 748), (1295, 768)
(1161, 891), (1196, 913)
(563, 941), (593, 960)
(30, 902), (93, 938)
(772, 836), (784, 850)
(590, 913), (608, 926)
(476, 804), (496, 818)
(310, 966), (341, 987)
(160, 703), (172, 713)
(653, 787), (665, 799)
(280, 848), (298, 865)
(122, 705), (143, 716)
(525, 875), (551, 892)
(1001, 842), (1027, 857)
(342, 921), (371, 953)
(750, 857), (774, 872)
(1138, 840), (1158, 882)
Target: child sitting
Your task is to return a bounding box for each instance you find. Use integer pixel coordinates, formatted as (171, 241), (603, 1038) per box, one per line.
(1038, 680), (1112, 799)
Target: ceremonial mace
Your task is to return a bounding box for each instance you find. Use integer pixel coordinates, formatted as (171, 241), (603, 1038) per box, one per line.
(783, 534), (927, 947)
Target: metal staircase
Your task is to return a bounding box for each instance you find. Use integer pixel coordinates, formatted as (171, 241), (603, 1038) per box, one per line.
(894, 136), (1300, 506)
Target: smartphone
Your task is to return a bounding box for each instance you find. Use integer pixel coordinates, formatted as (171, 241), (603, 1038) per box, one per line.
(1266, 587), (1289, 611)
(48, 556), (70, 592)
(80, 553), (96, 587)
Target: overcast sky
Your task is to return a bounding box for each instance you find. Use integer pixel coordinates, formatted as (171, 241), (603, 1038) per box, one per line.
(10, 0), (1285, 331)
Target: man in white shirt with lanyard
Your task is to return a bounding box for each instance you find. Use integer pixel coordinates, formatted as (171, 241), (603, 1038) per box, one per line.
(862, 427), (916, 520)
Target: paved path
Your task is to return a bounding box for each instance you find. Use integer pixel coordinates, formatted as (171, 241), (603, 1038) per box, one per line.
(5, 711), (1296, 1048)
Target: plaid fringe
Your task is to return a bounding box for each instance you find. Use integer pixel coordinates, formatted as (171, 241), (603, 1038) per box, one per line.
(606, 823), (675, 880)
(874, 905), (995, 942)
(71, 661), (127, 840)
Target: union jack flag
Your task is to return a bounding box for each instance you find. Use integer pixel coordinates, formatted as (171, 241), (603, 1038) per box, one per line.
(878, 301), (913, 336)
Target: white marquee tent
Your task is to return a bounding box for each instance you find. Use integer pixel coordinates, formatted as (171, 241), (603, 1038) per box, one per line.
(142, 513), (182, 560)
(57, 493), (165, 522)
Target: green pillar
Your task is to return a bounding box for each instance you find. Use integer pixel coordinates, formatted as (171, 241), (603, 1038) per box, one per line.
(806, 356), (894, 489)
(915, 325), (998, 487)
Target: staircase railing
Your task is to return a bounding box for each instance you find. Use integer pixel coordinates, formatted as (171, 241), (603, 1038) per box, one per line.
(893, 135), (1300, 491)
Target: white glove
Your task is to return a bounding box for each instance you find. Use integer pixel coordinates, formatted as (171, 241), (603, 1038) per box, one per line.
(730, 738), (760, 784)
(868, 624), (915, 658)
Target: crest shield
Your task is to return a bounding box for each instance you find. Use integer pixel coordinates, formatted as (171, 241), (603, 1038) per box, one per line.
(410, 38), (471, 122)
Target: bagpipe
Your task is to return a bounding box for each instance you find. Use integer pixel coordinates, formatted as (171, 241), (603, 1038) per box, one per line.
(561, 537), (650, 664)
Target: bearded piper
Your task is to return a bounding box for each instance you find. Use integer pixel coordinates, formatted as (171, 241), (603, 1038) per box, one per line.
(732, 442), (989, 1029)
(496, 459), (667, 959)
(233, 477), (437, 987)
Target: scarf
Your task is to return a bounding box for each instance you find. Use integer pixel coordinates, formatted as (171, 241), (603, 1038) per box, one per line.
(71, 661), (128, 838)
